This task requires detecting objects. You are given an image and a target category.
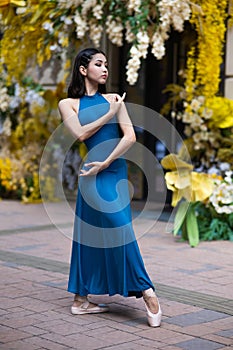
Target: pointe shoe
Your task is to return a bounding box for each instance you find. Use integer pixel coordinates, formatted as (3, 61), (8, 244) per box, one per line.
(71, 296), (109, 315)
(143, 288), (162, 327)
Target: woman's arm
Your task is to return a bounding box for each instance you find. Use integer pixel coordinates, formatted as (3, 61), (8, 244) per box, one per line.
(80, 100), (136, 176)
(58, 94), (125, 142)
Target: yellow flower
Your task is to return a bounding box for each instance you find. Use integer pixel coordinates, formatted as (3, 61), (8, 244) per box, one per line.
(206, 96), (233, 128)
(186, 0), (228, 99)
(161, 154), (214, 206)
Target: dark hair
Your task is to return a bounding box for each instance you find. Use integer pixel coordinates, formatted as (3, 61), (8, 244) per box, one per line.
(67, 48), (107, 98)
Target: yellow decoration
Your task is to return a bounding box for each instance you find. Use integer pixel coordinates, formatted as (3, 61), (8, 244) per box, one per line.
(186, 0), (228, 99)
(206, 96), (233, 128)
(162, 154), (214, 207)
(161, 153), (193, 171)
(0, 0), (26, 7)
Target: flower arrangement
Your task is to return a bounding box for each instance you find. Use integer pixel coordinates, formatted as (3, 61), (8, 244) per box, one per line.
(161, 154), (233, 246)
(168, 92), (233, 170)
(161, 153), (214, 247)
(195, 169), (233, 242)
(0, 0), (193, 85)
(0, 77), (65, 203)
(210, 171), (233, 215)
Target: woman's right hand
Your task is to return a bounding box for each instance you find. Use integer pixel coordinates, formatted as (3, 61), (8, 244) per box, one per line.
(109, 92), (126, 116)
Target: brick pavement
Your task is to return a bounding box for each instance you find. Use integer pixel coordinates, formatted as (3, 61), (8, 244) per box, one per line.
(0, 200), (233, 350)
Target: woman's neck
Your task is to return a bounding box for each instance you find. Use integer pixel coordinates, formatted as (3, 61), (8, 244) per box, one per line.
(85, 81), (98, 96)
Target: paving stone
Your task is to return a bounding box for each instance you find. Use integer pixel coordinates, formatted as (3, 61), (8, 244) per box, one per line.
(136, 327), (179, 341)
(159, 347), (183, 350)
(133, 338), (166, 349)
(1, 316), (43, 328)
(18, 325), (49, 336)
(182, 324), (218, 336)
(0, 327), (33, 343)
(203, 334), (233, 346)
(23, 336), (72, 350)
(164, 310), (230, 327)
(217, 329), (233, 338)
(175, 338), (225, 350)
(95, 342), (150, 350)
(0, 338), (41, 350)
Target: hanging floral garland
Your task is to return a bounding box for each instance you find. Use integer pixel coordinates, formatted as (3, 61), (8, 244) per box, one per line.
(0, 0), (192, 85)
(185, 0), (228, 99)
(167, 0), (232, 171)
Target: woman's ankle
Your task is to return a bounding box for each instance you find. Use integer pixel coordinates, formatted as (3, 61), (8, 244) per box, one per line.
(74, 294), (87, 302)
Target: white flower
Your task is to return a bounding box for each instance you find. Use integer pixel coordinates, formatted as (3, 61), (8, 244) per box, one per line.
(126, 50), (141, 85)
(190, 114), (203, 128)
(219, 163), (230, 172)
(225, 171), (233, 184)
(42, 21), (54, 34)
(197, 95), (205, 104)
(171, 110), (176, 118)
(61, 17), (73, 25)
(74, 11), (88, 39)
(200, 124), (208, 131)
(2, 117), (12, 136)
(125, 21), (135, 43)
(25, 90), (45, 106)
(184, 125), (192, 136)
(50, 44), (59, 51)
(16, 7), (27, 15)
(202, 108), (213, 120)
(9, 96), (21, 109)
(93, 4), (103, 20)
(81, 0), (97, 16)
(182, 112), (191, 123)
(209, 172), (233, 214)
(172, 14), (184, 31)
(89, 20), (102, 47)
(157, 0), (191, 38)
(127, 0), (141, 13)
(208, 166), (220, 175)
(0, 84), (10, 112)
(136, 31), (150, 59)
(194, 144), (201, 150)
(190, 98), (201, 111)
(106, 16), (123, 46)
(193, 132), (202, 143)
(151, 32), (165, 59)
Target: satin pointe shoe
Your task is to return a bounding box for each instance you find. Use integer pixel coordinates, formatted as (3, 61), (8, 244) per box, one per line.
(71, 295), (109, 315)
(143, 288), (162, 327)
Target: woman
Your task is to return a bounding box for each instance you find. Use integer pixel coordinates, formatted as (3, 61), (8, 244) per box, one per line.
(58, 47), (162, 327)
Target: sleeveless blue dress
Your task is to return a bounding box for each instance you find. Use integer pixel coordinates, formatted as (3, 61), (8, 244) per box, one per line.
(68, 92), (154, 298)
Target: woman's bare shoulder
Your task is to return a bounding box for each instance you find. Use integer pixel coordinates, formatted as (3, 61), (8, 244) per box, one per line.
(58, 98), (80, 117)
(58, 98), (79, 110)
(58, 98), (79, 106)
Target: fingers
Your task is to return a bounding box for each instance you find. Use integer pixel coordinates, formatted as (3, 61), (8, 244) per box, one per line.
(116, 92), (126, 102)
(113, 92), (126, 102)
(121, 92), (126, 101)
(79, 162), (98, 176)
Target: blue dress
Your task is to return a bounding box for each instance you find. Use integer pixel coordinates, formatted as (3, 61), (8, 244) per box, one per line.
(68, 92), (154, 298)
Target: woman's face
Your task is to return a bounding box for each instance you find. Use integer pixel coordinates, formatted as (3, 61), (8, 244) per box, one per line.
(84, 53), (108, 85)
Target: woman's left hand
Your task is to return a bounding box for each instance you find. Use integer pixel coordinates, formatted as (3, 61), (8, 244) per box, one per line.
(80, 161), (108, 176)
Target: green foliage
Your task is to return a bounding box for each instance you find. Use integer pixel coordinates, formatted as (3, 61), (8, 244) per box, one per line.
(174, 200), (233, 246)
(195, 202), (233, 242)
(173, 200), (189, 235)
(174, 201), (199, 247)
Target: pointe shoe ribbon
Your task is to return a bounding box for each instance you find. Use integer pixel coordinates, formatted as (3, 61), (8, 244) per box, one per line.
(143, 288), (162, 327)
